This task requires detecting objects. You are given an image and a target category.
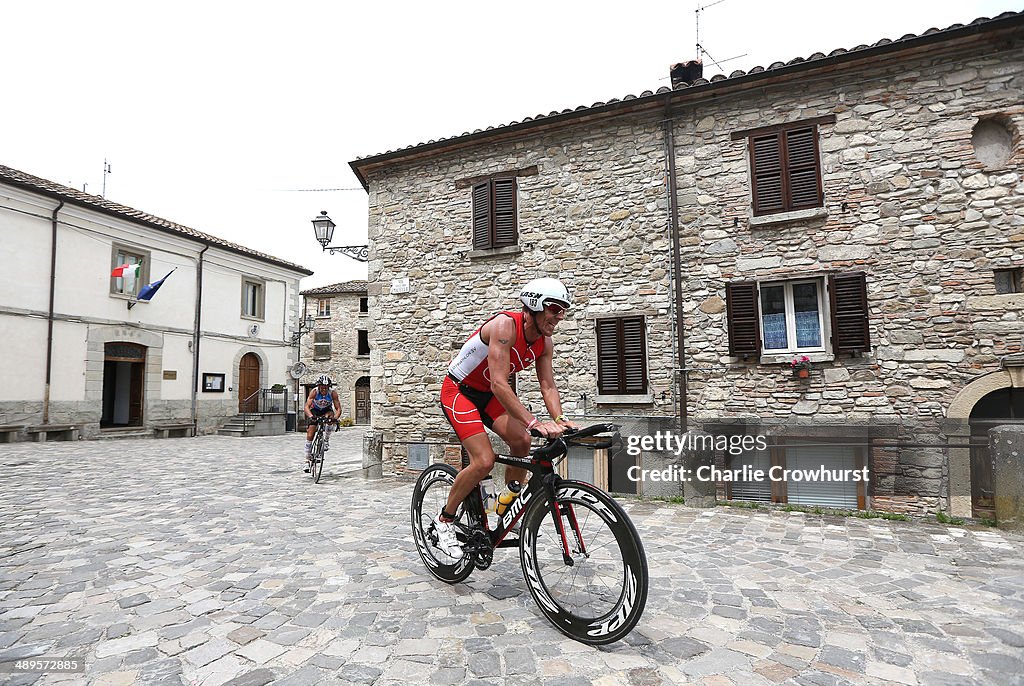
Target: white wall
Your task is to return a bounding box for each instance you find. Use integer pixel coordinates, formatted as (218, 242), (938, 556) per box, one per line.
(0, 177), (307, 429)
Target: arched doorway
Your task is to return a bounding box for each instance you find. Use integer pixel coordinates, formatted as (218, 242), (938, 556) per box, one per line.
(239, 353), (261, 412)
(355, 376), (371, 425)
(970, 387), (1024, 519)
(101, 342), (146, 428)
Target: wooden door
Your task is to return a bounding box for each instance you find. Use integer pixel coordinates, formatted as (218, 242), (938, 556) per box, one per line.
(355, 377), (371, 425)
(239, 353), (261, 412)
(129, 362), (144, 426)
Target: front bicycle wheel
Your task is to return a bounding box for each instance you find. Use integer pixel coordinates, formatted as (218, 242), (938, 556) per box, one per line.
(519, 480), (648, 645)
(410, 464), (474, 584)
(312, 432), (325, 483)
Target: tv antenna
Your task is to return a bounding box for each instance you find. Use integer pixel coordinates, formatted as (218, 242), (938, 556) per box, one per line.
(695, 0), (747, 72)
(102, 159), (112, 198)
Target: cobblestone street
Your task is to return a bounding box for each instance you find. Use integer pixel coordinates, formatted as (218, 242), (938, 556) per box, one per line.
(1, 433), (1023, 686)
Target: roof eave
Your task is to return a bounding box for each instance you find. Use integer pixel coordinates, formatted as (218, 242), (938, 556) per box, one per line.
(1, 175), (314, 276)
(348, 12), (1024, 187)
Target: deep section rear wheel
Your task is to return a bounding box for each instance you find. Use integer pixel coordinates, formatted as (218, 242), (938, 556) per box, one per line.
(411, 464), (474, 584)
(519, 480), (648, 645)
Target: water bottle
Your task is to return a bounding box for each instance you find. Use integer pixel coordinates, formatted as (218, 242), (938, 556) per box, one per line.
(479, 476), (498, 514)
(494, 480), (523, 517)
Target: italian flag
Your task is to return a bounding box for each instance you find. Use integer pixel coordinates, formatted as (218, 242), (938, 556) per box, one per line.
(111, 263), (140, 292)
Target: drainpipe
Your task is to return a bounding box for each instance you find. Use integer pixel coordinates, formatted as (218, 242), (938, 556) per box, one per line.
(663, 100), (688, 431)
(190, 245), (209, 435)
(43, 200), (65, 424)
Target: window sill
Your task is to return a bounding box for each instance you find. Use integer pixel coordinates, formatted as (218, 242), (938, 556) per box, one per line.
(110, 293), (146, 304)
(595, 393), (654, 405)
(468, 245), (521, 260)
(315, 315), (331, 319)
(241, 314), (266, 322)
(749, 206), (828, 227)
(760, 351), (833, 365)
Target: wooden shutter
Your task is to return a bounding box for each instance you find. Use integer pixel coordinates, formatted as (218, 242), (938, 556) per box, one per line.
(726, 282), (761, 357)
(750, 125), (823, 216)
(472, 182), (491, 249)
(596, 317), (647, 395)
(751, 134), (784, 216)
(492, 178), (517, 247)
(596, 319), (620, 394)
(622, 317), (648, 394)
(829, 272), (871, 354)
(786, 127), (821, 210)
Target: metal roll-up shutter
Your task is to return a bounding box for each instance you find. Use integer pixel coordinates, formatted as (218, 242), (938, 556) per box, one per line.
(729, 451), (771, 502)
(784, 445), (858, 509)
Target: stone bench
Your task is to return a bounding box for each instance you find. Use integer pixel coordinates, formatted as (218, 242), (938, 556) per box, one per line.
(0, 425), (27, 443)
(152, 422), (195, 439)
(26, 424), (80, 442)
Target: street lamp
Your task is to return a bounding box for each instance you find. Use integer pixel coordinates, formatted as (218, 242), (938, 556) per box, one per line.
(312, 210), (369, 262)
(291, 312), (315, 345)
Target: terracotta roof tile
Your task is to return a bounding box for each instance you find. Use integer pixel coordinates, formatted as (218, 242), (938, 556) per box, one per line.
(350, 11), (1022, 184)
(0, 163), (312, 275)
(301, 280), (369, 296)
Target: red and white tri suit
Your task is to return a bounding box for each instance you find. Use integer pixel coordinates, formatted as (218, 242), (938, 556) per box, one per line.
(441, 311), (546, 441)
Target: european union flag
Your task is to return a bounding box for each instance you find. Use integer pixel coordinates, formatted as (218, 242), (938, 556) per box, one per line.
(138, 269), (176, 302)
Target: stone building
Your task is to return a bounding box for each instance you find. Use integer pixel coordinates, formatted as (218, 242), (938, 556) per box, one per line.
(299, 281), (372, 425)
(0, 164), (311, 439)
(349, 12), (1024, 517)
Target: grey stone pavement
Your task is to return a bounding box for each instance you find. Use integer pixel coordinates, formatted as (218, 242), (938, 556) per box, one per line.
(2, 431), (1024, 686)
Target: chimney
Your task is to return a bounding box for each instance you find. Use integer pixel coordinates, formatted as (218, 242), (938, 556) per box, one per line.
(670, 59), (703, 88)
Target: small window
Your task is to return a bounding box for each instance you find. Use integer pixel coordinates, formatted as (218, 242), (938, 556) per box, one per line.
(760, 280), (826, 353)
(596, 316), (648, 395)
(358, 330), (370, 356)
(313, 331), (331, 360)
(359, 297), (369, 313)
(995, 268), (1023, 294)
(110, 245), (150, 297)
(733, 119), (833, 217)
(727, 272), (870, 358)
(317, 298), (331, 317)
(241, 278), (265, 320)
(472, 177), (517, 249)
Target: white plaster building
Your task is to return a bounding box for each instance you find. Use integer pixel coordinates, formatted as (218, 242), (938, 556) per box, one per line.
(0, 164), (312, 439)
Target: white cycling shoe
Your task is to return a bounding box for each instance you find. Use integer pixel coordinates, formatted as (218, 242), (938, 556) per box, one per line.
(433, 514), (463, 558)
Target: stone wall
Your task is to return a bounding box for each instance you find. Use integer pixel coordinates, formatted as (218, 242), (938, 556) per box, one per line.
(364, 34), (1024, 507)
(300, 290), (371, 422)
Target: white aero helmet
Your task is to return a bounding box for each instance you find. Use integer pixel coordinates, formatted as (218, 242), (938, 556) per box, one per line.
(315, 374), (334, 386)
(519, 278), (571, 312)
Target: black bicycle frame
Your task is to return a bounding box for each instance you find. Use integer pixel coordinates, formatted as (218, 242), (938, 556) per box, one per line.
(461, 424), (617, 558)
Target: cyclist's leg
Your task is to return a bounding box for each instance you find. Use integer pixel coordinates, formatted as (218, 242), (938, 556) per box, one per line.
(489, 411), (528, 487)
(488, 401), (530, 486)
(304, 418), (316, 464)
(443, 432), (495, 517)
(324, 412), (336, 449)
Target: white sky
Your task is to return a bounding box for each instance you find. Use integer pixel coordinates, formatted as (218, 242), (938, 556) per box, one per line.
(1, 0), (1020, 289)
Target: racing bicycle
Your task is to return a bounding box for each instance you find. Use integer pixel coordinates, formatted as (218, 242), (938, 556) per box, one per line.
(411, 423), (648, 645)
(307, 416), (336, 483)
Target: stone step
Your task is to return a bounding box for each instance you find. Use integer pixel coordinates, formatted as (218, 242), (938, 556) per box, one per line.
(96, 429), (154, 440)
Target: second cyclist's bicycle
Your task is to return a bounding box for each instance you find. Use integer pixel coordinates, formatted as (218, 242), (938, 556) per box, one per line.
(308, 416), (336, 483)
(411, 423), (648, 645)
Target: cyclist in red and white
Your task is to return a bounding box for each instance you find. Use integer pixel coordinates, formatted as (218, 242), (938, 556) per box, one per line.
(436, 278), (579, 557)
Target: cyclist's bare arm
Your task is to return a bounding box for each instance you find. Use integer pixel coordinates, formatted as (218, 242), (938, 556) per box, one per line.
(303, 389), (315, 418)
(536, 338), (578, 431)
(331, 390), (342, 417)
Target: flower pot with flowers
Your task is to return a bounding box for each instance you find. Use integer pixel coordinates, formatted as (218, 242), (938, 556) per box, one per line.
(790, 355), (812, 379)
